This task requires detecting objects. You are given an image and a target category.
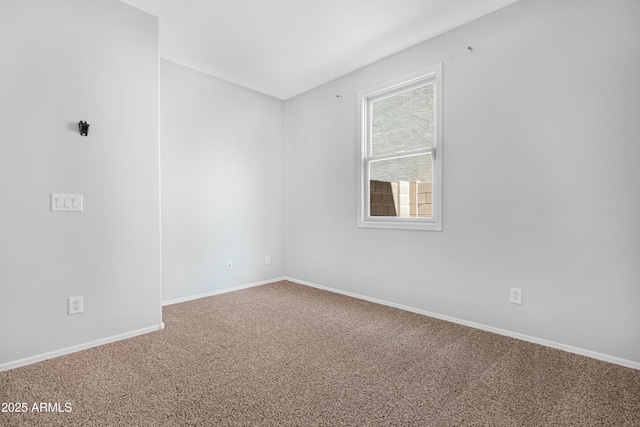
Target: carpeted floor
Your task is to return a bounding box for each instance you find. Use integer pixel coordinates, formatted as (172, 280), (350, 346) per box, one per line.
(1, 280), (639, 426)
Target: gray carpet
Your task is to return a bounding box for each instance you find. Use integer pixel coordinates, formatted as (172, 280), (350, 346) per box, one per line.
(1, 280), (639, 426)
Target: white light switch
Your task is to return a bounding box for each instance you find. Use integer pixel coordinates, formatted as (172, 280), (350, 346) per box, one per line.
(51, 194), (83, 212)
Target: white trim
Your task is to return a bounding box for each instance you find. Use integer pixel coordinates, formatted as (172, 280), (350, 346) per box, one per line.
(161, 277), (286, 306)
(284, 276), (640, 371)
(0, 323), (164, 373)
(357, 64), (443, 231)
(1, 278), (282, 372)
(7, 277), (635, 372)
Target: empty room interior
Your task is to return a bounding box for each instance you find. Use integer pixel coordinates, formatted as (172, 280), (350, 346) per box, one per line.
(1, 0), (639, 425)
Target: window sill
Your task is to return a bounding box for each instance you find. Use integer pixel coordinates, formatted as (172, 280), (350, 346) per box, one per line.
(357, 218), (442, 231)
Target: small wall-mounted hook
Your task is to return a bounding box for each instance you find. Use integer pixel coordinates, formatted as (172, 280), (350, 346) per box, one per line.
(336, 94), (343, 100)
(467, 46), (473, 53)
(78, 121), (89, 136)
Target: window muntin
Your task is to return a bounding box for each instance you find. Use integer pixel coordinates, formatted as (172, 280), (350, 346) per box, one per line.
(358, 65), (442, 231)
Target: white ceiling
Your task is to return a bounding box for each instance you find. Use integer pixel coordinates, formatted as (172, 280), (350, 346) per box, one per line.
(121, 0), (519, 100)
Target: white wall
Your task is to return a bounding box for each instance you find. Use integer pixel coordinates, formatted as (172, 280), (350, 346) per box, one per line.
(2, 0), (637, 371)
(161, 60), (284, 303)
(284, 0), (640, 365)
(0, 0), (161, 369)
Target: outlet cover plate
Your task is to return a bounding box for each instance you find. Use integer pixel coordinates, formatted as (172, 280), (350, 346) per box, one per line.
(68, 296), (83, 315)
(510, 287), (522, 305)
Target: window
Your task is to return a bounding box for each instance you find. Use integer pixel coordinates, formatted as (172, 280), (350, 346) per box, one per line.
(357, 64), (442, 230)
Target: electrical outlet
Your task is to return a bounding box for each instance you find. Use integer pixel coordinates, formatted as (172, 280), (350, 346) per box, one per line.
(265, 255), (271, 265)
(68, 296), (83, 315)
(226, 260), (233, 270)
(510, 287), (522, 305)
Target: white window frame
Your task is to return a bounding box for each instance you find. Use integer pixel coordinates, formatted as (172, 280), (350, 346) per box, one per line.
(357, 64), (443, 231)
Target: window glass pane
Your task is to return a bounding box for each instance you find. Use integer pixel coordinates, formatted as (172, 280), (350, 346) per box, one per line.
(371, 83), (434, 156)
(369, 153), (433, 218)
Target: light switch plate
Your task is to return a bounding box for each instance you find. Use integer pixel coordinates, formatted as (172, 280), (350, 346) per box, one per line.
(51, 194), (83, 212)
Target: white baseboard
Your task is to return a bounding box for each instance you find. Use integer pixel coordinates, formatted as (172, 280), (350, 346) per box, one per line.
(2, 277), (281, 372)
(162, 277), (286, 306)
(285, 276), (640, 371)
(6, 277), (636, 373)
(0, 323), (164, 373)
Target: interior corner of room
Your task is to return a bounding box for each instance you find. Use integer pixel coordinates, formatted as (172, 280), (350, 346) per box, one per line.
(1, 0), (639, 375)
